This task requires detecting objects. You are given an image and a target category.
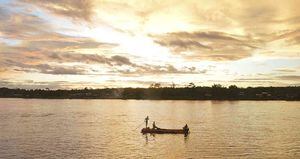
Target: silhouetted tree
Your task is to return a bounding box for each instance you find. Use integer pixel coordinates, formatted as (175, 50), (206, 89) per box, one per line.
(0, 86), (299, 100)
(229, 85), (238, 89)
(212, 84), (223, 88)
(228, 85), (239, 98)
(187, 82), (196, 88)
(153, 83), (161, 88)
(171, 82), (176, 88)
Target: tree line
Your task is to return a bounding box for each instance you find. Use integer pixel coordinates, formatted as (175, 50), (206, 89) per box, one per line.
(0, 84), (299, 100)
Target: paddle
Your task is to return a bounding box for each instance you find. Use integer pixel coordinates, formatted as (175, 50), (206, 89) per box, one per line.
(133, 121), (145, 130)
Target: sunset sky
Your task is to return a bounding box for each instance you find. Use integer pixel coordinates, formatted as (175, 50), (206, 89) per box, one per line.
(0, 0), (299, 89)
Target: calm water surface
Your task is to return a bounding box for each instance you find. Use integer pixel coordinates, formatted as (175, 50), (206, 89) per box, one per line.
(0, 99), (299, 158)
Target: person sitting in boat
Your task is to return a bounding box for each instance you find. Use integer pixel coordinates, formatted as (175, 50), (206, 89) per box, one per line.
(145, 116), (149, 128)
(152, 121), (160, 129)
(183, 124), (189, 132)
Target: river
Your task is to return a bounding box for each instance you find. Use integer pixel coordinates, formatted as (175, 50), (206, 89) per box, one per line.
(0, 99), (299, 158)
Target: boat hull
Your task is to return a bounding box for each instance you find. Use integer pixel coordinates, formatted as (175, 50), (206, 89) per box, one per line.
(141, 128), (189, 134)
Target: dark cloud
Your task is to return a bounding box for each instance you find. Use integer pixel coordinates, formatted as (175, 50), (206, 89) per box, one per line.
(290, 35), (300, 44)
(155, 39), (212, 51)
(47, 53), (131, 66)
(276, 75), (300, 81)
(113, 63), (204, 75)
(1, 48), (203, 75)
(26, 39), (117, 50)
(167, 31), (242, 41)
(111, 55), (134, 66)
(20, 0), (94, 21)
(34, 64), (87, 75)
(274, 68), (297, 73)
(152, 31), (258, 61)
(230, 75), (300, 86)
(0, 4), (120, 76)
(233, 77), (273, 81)
(3, 59), (87, 75)
(268, 29), (300, 46)
(23, 52), (201, 75)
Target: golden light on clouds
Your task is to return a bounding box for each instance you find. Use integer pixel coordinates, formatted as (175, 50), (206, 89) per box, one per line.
(0, 0), (299, 89)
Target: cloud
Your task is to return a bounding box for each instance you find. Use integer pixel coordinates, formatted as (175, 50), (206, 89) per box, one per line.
(32, 64), (87, 75)
(274, 68), (297, 73)
(4, 60), (87, 75)
(0, 43), (121, 75)
(47, 53), (132, 66)
(113, 63), (204, 75)
(233, 77), (273, 81)
(276, 75), (300, 81)
(0, 6), (49, 40)
(20, 0), (94, 21)
(275, 29), (300, 46)
(152, 31), (258, 61)
(0, 4), (121, 76)
(0, 4), (117, 50)
(0, 80), (102, 89)
(26, 38), (117, 50)
(1, 48), (203, 76)
(155, 39), (212, 51)
(110, 55), (135, 66)
(47, 53), (204, 75)
(1, 0), (300, 88)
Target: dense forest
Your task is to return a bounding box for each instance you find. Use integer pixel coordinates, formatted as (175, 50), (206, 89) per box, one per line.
(0, 84), (299, 100)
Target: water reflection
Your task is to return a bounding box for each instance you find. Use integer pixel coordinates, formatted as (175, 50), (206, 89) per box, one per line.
(184, 134), (189, 143)
(143, 134), (158, 144)
(0, 99), (299, 158)
(144, 134), (148, 144)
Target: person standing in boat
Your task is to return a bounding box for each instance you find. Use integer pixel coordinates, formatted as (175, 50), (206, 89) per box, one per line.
(183, 124), (189, 133)
(145, 116), (149, 128)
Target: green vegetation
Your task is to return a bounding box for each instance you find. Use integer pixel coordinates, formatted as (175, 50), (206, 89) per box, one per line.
(0, 84), (299, 100)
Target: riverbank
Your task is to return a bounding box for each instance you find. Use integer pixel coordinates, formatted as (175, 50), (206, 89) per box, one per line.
(1, 86), (299, 100)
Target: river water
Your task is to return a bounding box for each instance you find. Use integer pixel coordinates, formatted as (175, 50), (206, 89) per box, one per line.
(0, 99), (299, 158)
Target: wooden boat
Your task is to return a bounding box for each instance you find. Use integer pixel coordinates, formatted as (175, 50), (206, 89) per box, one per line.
(141, 127), (189, 134)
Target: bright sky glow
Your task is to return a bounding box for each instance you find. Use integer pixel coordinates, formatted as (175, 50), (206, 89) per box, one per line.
(0, 0), (299, 89)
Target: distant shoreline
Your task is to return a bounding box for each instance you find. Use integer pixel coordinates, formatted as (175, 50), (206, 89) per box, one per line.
(1, 86), (299, 101)
(0, 97), (299, 101)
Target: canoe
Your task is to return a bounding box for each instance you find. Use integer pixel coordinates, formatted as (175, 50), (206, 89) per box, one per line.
(141, 127), (189, 134)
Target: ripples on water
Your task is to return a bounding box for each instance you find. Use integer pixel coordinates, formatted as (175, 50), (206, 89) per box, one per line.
(0, 99), (299, 158)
